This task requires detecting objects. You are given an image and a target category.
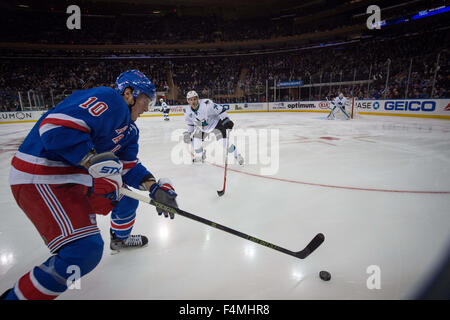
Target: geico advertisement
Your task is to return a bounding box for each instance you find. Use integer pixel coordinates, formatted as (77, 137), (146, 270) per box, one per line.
(354, 99), (450, 114)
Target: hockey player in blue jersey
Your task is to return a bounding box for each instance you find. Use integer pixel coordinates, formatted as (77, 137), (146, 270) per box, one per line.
(1, 70), (178, 300)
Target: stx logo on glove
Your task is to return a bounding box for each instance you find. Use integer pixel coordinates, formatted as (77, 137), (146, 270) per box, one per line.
(100, 166), (121, 175)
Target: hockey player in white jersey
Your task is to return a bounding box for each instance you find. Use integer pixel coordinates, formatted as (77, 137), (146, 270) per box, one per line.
(160, 98), (170, 121)
(183, 90), (244, 165)
(327, 92), (350, 120)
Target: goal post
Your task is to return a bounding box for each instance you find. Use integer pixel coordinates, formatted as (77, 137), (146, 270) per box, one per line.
(347, 96), (358, 119)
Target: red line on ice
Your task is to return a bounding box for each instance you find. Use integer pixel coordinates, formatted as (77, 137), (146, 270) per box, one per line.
(208, 163), (450, 194)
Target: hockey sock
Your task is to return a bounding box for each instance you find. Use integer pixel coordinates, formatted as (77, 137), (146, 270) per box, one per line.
(192, 137), (202, 153)
(5, 234), (103, 300)
(110, 196), (139, 240)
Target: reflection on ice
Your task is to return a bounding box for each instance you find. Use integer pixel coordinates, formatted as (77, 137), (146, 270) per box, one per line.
(0, 252), (14, 266)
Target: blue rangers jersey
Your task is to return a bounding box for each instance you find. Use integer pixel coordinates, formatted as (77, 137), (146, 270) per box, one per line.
(9, 86), (151, 188)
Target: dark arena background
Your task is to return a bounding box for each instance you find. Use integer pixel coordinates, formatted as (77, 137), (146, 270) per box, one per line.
(0, 0), (449, 307)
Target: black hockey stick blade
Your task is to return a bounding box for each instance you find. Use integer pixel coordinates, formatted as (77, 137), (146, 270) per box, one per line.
(217, 189), (225, 197)
(295, 233), (325, 259)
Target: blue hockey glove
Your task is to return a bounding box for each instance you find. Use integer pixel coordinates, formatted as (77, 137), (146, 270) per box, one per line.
(149, 178), (178, 219)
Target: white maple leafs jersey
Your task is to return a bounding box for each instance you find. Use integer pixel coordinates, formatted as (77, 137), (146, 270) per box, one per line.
(184, 99), (228, 134)
(333, 96), (347, 108)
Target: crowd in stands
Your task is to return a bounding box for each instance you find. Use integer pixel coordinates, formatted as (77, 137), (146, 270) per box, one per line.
(171, 57), (241, 97)
(0, 59), (170, 110)
(0, 11), (287, 45)
(1, 29), (448, 110)
(240, 30), (449, 102)
(2, 0), (442, 46)
(0, 9), (344, 45)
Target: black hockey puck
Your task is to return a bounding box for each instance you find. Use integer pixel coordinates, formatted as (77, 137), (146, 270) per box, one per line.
(319, 271), (331, 281)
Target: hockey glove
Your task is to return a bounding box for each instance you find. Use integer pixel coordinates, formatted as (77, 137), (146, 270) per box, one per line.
(221, 118), (234, 130)
(183, 131), (192, 144)
(88, 152), (123, 201)
(149, 178), (178, 219)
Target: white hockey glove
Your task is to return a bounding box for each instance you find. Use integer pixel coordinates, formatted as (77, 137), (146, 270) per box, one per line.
(86, 152), (123, 201)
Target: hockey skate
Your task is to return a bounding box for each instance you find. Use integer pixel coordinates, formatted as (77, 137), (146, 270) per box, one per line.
(192, 149), (207, 164)
(110, 229), (148, 254)
(235, 153), (244, 165)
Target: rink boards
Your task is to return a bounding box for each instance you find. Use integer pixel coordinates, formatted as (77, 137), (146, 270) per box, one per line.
(1, 99), (449, 123)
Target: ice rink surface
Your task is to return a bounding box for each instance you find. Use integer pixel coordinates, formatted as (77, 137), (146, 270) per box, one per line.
(0, 112), (449, 299)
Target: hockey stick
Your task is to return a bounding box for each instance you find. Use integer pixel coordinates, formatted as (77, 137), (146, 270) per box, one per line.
(119, 187), (325, 260)
(217, 130), (230, 197)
